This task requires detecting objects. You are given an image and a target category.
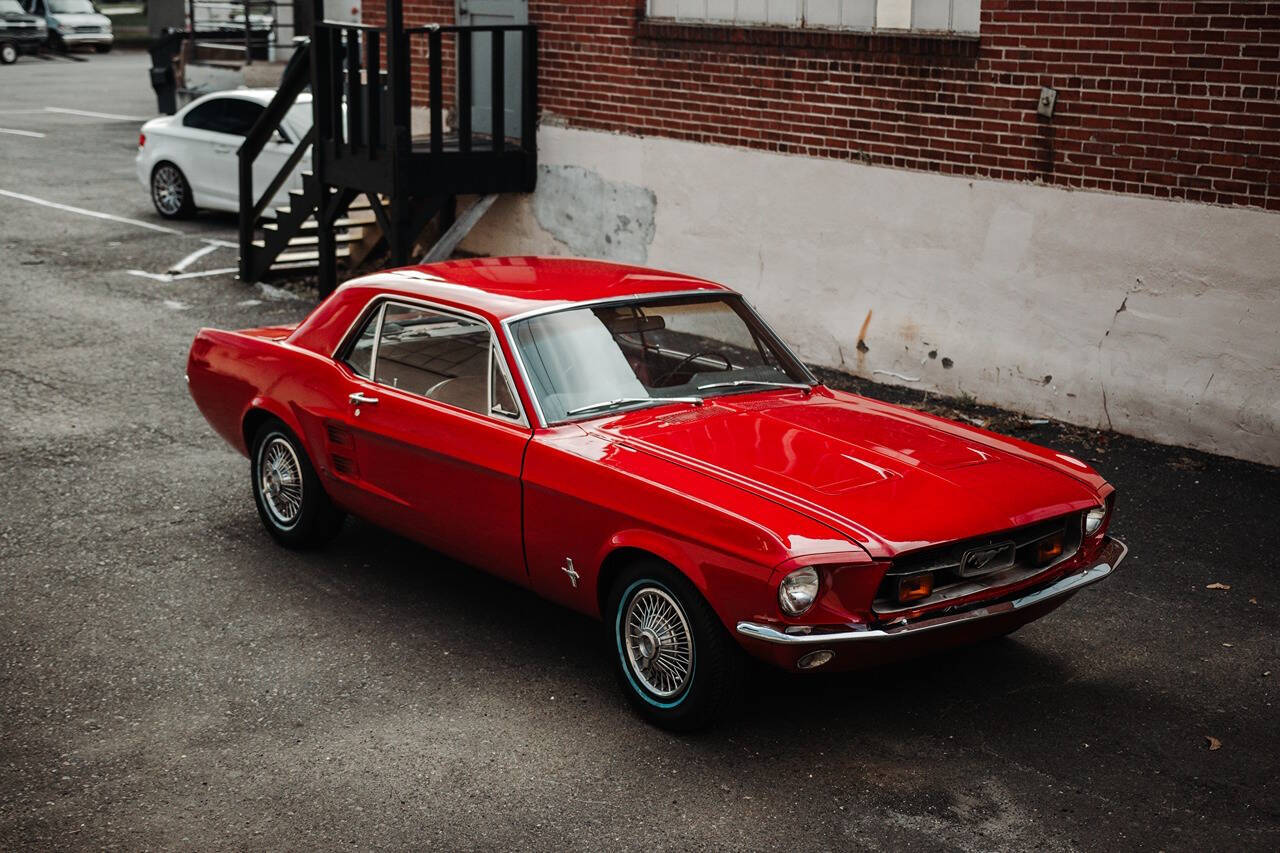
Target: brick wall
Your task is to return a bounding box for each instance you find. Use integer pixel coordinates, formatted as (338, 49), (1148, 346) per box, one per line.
(365, 1), (1280, 211)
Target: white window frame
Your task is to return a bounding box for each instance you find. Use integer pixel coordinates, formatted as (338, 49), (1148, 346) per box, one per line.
(646, 1), (980, 35)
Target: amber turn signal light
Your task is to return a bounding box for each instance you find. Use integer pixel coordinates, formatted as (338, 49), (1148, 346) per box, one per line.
(897, 574), (934, 603)
(1035, 534), (1064, 565)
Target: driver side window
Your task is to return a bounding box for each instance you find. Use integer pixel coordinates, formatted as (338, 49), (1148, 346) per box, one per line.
(343, 300), (522, 421)
(183, 98), (265, 136)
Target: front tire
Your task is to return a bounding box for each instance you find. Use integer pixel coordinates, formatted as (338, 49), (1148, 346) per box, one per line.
(608, 560), (744, 731)
(150, 162), (195, 219)
(250, 420), (345, 549)
(0, 42), (18, 65)
(94, 43), (111, 54)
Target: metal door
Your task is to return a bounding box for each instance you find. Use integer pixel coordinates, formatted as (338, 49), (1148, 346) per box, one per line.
(456, 0), (527, 139)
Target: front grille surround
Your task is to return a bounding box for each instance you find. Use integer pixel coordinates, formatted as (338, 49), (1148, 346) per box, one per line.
(873, 511), (1085, 615)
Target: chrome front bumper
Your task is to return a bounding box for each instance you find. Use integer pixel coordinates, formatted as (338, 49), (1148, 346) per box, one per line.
(737, 537), (1127, 646)
(58, 32), (113, 45)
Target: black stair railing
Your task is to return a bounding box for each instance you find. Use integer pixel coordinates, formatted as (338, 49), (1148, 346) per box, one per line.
(312, 22), (387, 159)
(403, 24), (538, 158)
(237, 38), (314, 282)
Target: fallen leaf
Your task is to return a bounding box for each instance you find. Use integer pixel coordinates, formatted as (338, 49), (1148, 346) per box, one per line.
(1205, 583), (1231, 590)
(1249, 597), (1258, 605)
(1206, 736), (1222, 751)
(1222, 643), (1234, 648)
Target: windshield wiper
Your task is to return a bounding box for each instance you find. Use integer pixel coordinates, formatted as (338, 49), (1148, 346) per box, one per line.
(566, 396), (704, 416)
(697, 380), (812, 394)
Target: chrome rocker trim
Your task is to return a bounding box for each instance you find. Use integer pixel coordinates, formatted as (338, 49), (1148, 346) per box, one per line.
(737, 537), (1127, 646)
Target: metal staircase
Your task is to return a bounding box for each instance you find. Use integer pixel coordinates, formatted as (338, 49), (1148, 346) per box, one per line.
(244, 170), (378, 278)
(236, 0), (538, 296)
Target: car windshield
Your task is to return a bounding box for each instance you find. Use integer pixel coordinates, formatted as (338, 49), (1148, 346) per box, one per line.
(510, 294), (811, 423)
(0, 0), (27, 13)
(49, 0), (94, 11)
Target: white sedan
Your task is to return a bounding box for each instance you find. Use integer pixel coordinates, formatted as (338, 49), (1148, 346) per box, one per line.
(136, 89), (311, 220)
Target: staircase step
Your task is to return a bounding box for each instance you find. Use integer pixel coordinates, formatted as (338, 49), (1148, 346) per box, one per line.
(334, 211), (379, 228)
(268, 209), (379, 231)
(253, 232), (362, 249)
(270, 245), (353, 265)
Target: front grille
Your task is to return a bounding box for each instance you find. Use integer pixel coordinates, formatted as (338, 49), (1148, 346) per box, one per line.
(873, 511), (1084, 614)
(75, 25), (103, 32)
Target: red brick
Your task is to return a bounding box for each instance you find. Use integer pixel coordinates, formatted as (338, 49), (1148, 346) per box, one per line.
(379, 0), (1279, 211)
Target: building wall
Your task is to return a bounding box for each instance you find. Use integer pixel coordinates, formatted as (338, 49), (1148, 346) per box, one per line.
(382, 0), (1280, 211)
(462, 125), (1280, 465)
(364, 0), (1280, 462)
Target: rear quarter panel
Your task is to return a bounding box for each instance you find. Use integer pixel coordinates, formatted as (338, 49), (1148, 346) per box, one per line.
(186, 326), (305, 456)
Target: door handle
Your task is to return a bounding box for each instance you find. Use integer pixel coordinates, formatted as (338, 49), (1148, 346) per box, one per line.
(213, 145), (234, 154)
(349, 392), (379, 405)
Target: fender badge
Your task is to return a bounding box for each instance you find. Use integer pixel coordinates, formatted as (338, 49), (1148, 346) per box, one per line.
(561, 558), (580, 589)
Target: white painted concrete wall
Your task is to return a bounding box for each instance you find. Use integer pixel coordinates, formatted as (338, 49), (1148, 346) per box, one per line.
(462, 125), (1280, 465)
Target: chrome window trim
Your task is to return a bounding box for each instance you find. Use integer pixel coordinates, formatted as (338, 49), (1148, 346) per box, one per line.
(500, 288), (726, 324)
(366, 301), (386, 381)
(500, 320), (548, 428)
(332, 294), (530, 429)
(499, 289), (819, 427)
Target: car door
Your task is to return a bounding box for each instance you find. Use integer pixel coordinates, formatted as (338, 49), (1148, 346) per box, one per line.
(326, 298), (532, 586)
(177, 96), (265, 211)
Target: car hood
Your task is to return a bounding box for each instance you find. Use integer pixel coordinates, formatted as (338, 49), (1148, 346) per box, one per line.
(1, 12), (43, 22)
(589, 389), (1105, 559)
(51, 12), (110, 26)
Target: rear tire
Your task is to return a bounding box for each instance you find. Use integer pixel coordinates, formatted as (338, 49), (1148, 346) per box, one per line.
(0, 42), (18, 65)
(250, 420), (345, 549)
(150, 162), (195, 219)
(607, 559), (745, 732)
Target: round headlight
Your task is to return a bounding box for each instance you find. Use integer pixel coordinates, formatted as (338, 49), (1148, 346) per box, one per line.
(1084, 506), (1107, 535)
(779, 566), (820, 616)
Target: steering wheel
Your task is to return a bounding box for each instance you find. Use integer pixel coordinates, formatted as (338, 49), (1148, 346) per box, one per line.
(653, 350), (733, 386)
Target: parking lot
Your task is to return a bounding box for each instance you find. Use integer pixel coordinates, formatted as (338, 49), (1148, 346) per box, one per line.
(1, 50), (1277, 851)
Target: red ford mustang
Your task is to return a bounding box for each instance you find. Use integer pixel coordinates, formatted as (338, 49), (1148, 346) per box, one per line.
(188, 257), (1126, 729)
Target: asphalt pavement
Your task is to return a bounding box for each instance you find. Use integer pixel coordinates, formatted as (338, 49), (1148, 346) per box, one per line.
(1, 50), (1277, 851)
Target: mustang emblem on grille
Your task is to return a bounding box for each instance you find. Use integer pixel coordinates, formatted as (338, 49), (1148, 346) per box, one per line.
(958, 541), (1016, 577)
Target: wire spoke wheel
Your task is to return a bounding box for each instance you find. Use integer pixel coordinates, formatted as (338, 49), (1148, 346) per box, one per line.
(258, 436), (303, 528)
(152, 165), (184, 216)
(623, 586), (694, 698)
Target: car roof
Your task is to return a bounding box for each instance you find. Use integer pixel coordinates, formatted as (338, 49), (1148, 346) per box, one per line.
(188, 89), (312, 108)
(339, 257), (732, 323)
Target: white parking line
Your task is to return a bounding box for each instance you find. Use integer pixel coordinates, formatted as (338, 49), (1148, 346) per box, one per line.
(0, 188), (183, 235)
(44, 107), (149, 122)
(0, 128), (45, 138)
(129, 266), (240, 281)
(168, 243), (223, 273)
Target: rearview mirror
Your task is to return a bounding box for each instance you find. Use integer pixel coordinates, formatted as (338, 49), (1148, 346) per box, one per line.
(605, 315), (665, 334)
